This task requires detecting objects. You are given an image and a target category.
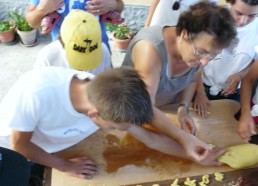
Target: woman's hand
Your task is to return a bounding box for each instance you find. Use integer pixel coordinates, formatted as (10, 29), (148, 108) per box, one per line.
(178, 107), (197, 136)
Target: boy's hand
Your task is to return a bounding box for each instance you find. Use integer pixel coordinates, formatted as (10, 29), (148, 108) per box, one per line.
(86, 0), (117, 15)
(193, 94), (211, 118)
(238, 114), (257, 141)
(222, 74), (241, 96)
(62, 157), (99, 179)
(197, 147), (226, 166)
(179, 133), (212, 162)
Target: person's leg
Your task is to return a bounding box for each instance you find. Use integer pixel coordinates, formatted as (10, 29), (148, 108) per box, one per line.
(204, 84), (241, 102)
(0, 136), (44, 186)
(0, 147), (30, 186)
(30, 161), (45, 182)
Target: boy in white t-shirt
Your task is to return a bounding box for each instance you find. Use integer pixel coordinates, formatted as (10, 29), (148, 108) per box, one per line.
(0, 67), (225, 180)
(34, 9), (112, 75)
(193, 0), (258, 118)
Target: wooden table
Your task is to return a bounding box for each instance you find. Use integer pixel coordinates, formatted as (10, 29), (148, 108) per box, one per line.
(50, 100), (250, 186)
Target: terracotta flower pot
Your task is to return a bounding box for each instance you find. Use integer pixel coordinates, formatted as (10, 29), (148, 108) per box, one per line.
(112, 34), (132, 50)
(0, 25), (16, 44)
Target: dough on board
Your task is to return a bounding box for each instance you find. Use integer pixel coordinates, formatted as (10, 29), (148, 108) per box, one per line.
(218, 144), (258, 169)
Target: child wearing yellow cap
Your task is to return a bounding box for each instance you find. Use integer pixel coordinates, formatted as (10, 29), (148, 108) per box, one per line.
(34, 10), (112, 75)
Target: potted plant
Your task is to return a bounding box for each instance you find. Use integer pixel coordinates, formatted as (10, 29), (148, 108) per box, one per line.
(0, 20), (16, 44)
(9, 11), (37, 46)
(111, 23), (132, 50)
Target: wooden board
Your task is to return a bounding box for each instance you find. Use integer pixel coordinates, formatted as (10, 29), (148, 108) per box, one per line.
(51, 100), (247, 186)
(125, 167), (258, 186)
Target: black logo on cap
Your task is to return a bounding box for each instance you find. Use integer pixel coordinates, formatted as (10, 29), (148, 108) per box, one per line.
(73, 38), (98, 53)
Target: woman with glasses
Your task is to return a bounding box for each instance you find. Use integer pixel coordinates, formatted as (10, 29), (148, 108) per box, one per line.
(193, 0), (258, 118)
(121, 2), (237, 163)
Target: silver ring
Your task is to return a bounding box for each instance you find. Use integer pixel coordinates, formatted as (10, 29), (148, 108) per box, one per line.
(97, 9), (100, 13)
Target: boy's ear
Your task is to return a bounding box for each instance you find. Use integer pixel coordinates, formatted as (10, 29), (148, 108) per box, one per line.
(87, 110), (99, 118)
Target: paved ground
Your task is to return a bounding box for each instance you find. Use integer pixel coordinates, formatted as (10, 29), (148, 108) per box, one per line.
(0, 34), (50, 100)
(0, 33), (125, 101)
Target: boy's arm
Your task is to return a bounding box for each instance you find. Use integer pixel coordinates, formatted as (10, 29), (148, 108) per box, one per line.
(145, 0), (160, 27)
(115, 0), (124, 13)
(11, 130), (99, 179)
(25, 0), (64, 28)
(151, 107), (212, 162)
(126, 124), (224, 166)
(238, 60), (258, 141)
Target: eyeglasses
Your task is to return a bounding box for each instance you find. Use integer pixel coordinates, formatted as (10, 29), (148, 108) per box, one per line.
(189, 34), (217, 61)
(172, 0), (182, 10)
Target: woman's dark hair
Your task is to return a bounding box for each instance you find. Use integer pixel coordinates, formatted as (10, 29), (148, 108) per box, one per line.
(176, 2), (237, 49)
(226, 0), (258, 6)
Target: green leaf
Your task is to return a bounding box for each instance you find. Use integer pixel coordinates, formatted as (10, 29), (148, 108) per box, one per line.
(114, 24), (130, 40)
(9, 11), (32, 31)
(0, 21), (11, 32)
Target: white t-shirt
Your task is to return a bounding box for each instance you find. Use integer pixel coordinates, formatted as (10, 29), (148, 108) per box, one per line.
(150, 0), (217, 26)
(255, 45), (258, 60)
(203, 18), (258, 95)
(34, 40), (112, 75)
(0, 67), (99, 153)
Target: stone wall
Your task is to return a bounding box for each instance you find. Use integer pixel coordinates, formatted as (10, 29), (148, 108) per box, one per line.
(122, 4), (149, 34)
(0, 0), (29, 20)
(0, 0), (150, 33)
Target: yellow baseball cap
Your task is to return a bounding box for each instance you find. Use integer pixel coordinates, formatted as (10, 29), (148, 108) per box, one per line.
(60, 10), (102, 71)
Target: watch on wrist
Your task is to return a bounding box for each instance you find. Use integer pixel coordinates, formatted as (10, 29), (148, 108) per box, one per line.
(178, 103), (189, 113)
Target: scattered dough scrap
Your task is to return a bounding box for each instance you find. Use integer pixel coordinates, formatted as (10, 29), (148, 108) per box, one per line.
(214, 172), (224, 182)
(171, 178), (179, 186)
(198, 174), (210, 186)
(202, 175), (209, 184)
(218, 144), (258, 169)
(198, 182), (207, 186)
(152, 184), (160, 186)
(184, 177), (197, 186)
